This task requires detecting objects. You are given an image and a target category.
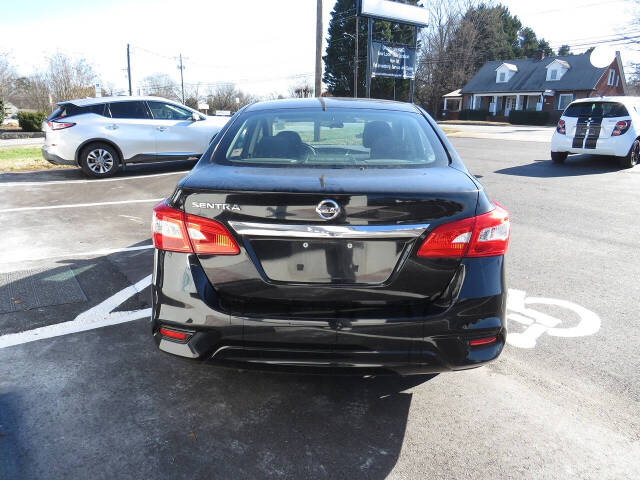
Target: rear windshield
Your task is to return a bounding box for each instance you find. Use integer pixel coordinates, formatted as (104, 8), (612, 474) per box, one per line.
(212, 108), (448, 168)
(563, 102), (629, 118)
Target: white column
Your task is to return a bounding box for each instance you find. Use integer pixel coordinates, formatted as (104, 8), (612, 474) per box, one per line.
(516, 94), (521, 110)
(472, 94), (477, 110)
(492, 95), (498, 115)
(444, 98), (448, 111)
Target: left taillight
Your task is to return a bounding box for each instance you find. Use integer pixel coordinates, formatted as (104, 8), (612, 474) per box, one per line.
(152, 202), (240, 255)
(47, 120), (75, 130)
(556, 119), (566, 135)
(417, 204), (510, 258)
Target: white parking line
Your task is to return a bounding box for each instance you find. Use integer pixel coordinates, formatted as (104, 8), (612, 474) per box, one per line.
(1, 198), (163, 213)
(0, 245), (154, 270)
(0, 170), (189, 188)
(0, 275), (152, 349)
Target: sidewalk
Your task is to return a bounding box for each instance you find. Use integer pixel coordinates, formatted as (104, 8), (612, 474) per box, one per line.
(0, 137), (45, 147)
(444, 124), (554, 143)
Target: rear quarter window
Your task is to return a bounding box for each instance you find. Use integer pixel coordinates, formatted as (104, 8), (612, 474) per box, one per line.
(564, 102), (629, 118)
(51, 103), (109, 119)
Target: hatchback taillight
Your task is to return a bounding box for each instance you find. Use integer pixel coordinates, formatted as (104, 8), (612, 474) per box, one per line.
(556, 119), (566, 135)
(612, 120), (631, 136)
(417, 204), (510, 258)
(47, 120), (76, 130)
(152, 202), (240, 255)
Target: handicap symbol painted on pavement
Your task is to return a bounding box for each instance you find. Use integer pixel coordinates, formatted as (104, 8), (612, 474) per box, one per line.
(506, 289), (601, 349)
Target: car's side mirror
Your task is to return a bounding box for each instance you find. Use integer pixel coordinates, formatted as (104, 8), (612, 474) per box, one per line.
(191, 113), (200, 121)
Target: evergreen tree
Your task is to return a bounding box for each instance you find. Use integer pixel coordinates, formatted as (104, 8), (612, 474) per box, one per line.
(558, 45), (571, 56)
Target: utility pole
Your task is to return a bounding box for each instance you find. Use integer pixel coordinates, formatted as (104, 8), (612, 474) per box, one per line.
(354, 16), (359, 98)
(315, 0), (323, 97)
(178, 54), (185, 104)
(126, 43), (132, 96)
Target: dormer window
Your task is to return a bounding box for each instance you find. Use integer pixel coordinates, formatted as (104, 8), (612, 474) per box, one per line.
(496, 63), (517, 83)
(545, 59), (570, 81)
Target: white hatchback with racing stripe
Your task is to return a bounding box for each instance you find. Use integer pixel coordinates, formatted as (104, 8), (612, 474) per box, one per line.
(551, 96), (640, 168)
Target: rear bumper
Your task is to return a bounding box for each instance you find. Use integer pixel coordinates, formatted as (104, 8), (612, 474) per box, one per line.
(42, 145), (75, 165)
(551, 133), (634, 157)
(151, 251), (507, 375)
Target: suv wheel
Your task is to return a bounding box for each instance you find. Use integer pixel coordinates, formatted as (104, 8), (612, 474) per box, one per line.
(551, 151), (567, 164)
(619, 139), (639, 169)
(80, 143), (120, 178)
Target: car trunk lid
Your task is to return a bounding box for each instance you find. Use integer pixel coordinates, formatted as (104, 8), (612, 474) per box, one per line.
(179, 164), (479, 319)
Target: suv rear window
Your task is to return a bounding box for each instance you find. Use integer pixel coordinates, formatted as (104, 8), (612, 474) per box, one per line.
(214, 108), (447, 168)
(48, 103), (108, 120)
(564, 102), (629, 118)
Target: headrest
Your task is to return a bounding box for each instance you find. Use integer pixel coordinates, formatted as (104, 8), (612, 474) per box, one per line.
(362, 121), (392, 148)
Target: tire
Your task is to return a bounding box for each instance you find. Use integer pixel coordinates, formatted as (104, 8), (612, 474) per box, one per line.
(618, 139), (640, 169)
(551, 151), (567, 164)
(79, 142), (120, 178)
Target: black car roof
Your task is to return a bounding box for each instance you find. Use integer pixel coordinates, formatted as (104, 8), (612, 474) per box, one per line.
(244, 97), (421, 113)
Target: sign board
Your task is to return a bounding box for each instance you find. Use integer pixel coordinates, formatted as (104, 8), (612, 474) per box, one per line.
(359, 0), (429, 27)
(371, 42), (416, 79)
(198, 103), (209, 110)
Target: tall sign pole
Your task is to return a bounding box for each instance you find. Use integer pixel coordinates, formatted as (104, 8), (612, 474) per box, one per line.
(366, 17), (372, 98)
(126, 43), (132, 96)
(315, 0), (323, 97)
(410, 26), (418, 103)
(354, 16), (359, 98)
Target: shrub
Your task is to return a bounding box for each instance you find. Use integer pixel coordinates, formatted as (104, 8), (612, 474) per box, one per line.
(17, 111), (48, 132)
(459, 109), (490, 121)
(508, 110), (551, 126)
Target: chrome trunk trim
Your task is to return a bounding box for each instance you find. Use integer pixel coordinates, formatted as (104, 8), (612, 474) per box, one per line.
(228, 221), (429, 239)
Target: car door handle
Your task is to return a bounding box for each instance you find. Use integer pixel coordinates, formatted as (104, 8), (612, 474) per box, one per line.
(106, 124), (118, 130)
(156, 126), (168, 132)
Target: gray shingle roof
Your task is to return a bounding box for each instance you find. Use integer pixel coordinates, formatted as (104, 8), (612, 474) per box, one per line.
(460, 53), (608, 94)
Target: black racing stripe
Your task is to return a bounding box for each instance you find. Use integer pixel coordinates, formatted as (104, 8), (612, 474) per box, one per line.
(572, 116), (589, 149)
(584, 116), (603, 149)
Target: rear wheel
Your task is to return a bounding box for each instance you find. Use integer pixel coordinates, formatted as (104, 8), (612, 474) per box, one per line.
(619, 139), (639, 169)
(79, 142), (120, 178)
(551, 151), (567, 164)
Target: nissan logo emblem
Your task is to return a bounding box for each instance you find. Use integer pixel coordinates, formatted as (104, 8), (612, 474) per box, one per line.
(316, 199), (340, 220)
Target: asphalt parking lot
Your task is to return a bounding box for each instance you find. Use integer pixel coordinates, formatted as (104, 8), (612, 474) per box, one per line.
(1, 138), (639, 479)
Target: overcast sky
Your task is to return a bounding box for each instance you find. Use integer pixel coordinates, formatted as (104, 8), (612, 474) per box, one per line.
(1, 0), (638, 98)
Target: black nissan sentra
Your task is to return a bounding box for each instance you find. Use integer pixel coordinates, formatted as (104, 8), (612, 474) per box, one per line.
(151, 98), (509, 374)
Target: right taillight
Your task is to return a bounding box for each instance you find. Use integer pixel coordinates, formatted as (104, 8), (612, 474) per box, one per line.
(417, 204), (510, 258)
(152, 202), (240, 255)
(556, 119), (566, 135)
(612, 120), (631, 136)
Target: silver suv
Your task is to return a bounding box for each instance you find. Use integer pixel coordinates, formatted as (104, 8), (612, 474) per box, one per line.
(42, 96), (229, 178)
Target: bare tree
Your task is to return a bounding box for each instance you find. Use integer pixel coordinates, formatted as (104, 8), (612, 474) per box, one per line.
(10, 74), (51, 111)
(206, 84), (256, 112)
(288, 81), (314, 98)
(0, 53), (17, 101)
(46, 53), (96, 103)
(140, 73), (180, 101)
(415, 0), (466, 115)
